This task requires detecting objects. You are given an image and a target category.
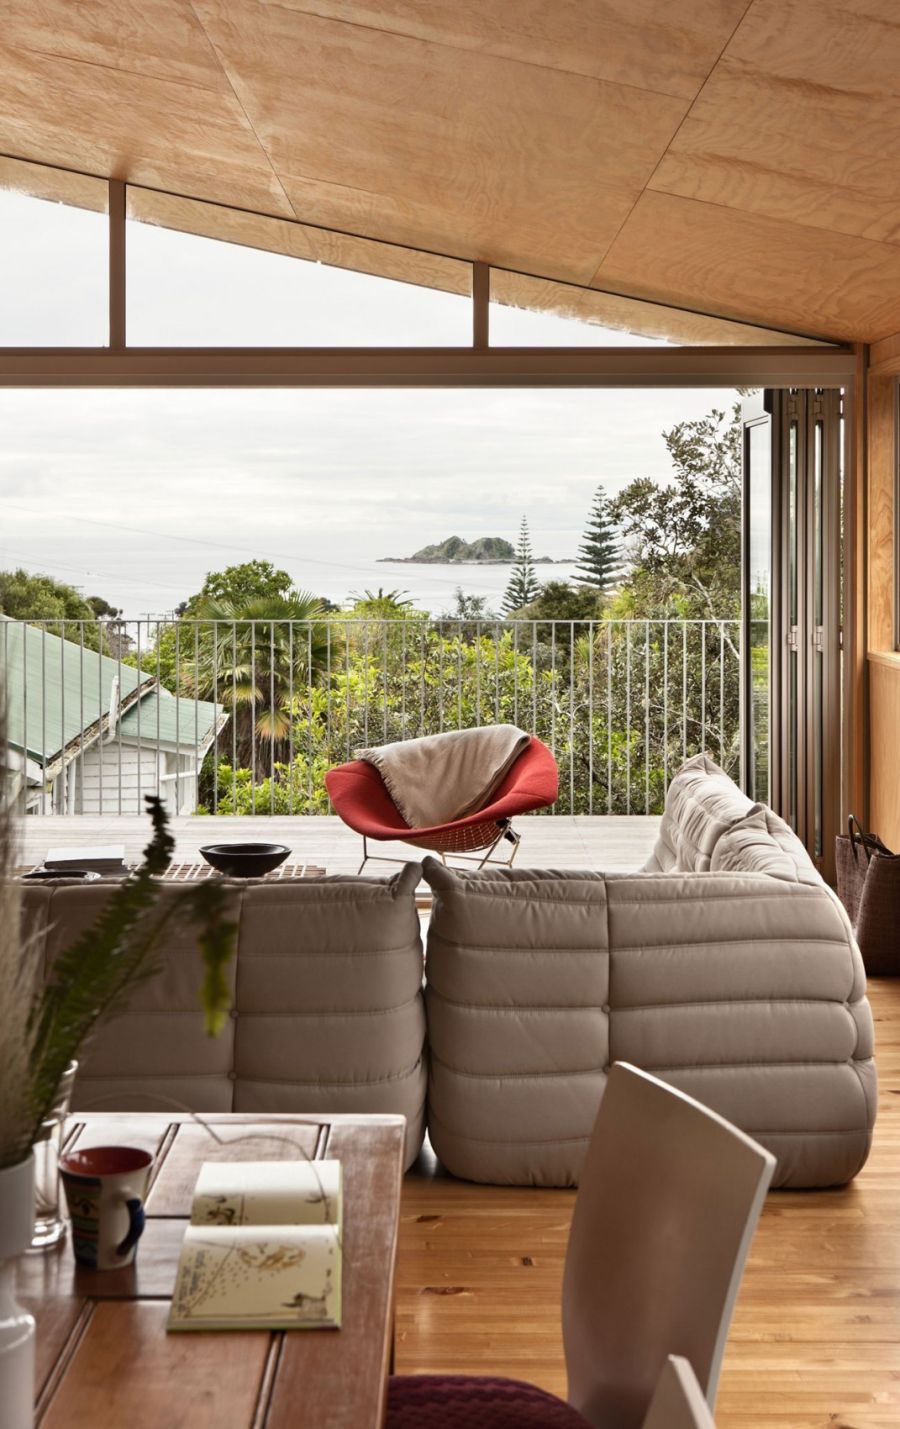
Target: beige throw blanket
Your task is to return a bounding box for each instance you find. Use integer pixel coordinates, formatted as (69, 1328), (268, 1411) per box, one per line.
(357, 724), (530, 829)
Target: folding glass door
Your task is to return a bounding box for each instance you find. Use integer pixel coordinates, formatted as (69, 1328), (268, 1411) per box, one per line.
(742, 389), (842, 877)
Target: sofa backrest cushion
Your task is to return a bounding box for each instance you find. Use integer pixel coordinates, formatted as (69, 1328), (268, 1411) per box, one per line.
(423, 858), (610, 1186)
(32, 881), (242, 1115)
(421, 857), (876, 1190)
(710, 806), (821, 885)
(233, 863), (427, 1164)
(641, 753), (756, 873)
(24, 866), (427, 1168)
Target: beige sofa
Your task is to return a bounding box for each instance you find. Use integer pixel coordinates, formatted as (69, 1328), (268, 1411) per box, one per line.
(424, 755), (876, 1188)
(23, 756), (876, 1189)
(22, 863), (428, 1169)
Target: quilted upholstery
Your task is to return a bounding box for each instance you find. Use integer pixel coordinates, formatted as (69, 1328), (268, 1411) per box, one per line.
(640, 753), (756, 872)
(710, 805), (821, 885)
(25, 865), (427, 1168)
(386, 1375), (592, 1429)
(422, 763), (877, 1189)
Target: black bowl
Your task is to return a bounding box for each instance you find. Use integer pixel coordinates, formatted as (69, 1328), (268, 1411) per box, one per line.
(199, 843), (291, 878)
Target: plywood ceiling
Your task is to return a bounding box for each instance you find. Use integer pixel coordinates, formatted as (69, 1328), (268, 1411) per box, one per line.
(1, 0), (899, 341)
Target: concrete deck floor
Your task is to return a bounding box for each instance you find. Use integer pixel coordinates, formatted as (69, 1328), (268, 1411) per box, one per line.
(19, 814), (660, 876)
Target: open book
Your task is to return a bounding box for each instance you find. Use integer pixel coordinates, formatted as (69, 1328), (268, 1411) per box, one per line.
(168, 1161), (342, 1332)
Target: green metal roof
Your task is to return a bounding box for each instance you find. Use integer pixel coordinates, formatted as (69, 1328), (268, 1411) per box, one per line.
(0, 618), (222, 763)
(119, 688), (222, 749)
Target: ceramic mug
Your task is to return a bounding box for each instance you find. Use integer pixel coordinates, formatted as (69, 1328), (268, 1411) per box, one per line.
(60, 1146), (152, 1270)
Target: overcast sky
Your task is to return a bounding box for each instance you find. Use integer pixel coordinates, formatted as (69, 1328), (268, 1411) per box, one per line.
(0, 187), (738, 617)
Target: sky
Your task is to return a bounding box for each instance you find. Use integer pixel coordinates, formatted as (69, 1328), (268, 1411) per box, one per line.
(0, 184), (739, 618)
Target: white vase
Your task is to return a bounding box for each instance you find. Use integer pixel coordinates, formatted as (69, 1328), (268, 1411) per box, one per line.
(0, 1155), (36, 1429)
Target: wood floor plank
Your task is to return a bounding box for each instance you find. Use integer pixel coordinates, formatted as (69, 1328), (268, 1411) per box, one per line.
(395, 978), (900, 1425)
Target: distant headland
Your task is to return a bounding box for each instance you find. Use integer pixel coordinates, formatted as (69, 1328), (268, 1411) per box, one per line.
(379, 535), (564, 565)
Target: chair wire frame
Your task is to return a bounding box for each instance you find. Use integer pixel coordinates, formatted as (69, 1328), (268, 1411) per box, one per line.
(357, 819), (521, 874)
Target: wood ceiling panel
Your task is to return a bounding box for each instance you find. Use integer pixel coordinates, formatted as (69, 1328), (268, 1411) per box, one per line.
(127, 186), (472, 295)
(650, 0), (900, 245)
(594, 191), (900, 341)
(490, 269), (829, 346)
(190, 1), (688, 281)
(262, 0), (750, 101)
(0, 40), (293, 217)
(0, 0), (229, 91)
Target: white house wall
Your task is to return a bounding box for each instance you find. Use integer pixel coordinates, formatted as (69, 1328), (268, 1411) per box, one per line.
(77, 743), (162, 814)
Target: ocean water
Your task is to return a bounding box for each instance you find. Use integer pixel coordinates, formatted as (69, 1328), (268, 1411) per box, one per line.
(328, 560), (581, 615)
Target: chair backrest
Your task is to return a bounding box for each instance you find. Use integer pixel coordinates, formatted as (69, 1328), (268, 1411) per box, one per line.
(641, 1358), (717, 1429)
(562, 1062), (775, 1429)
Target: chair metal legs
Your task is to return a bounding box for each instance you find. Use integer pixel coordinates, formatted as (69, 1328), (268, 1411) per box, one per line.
(357, 822), (521, 875)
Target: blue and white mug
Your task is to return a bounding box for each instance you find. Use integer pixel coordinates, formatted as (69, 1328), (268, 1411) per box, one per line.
(60, 1146), (152, 1270)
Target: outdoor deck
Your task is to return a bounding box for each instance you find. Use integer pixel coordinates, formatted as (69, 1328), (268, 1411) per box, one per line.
(19, 813), (660, 876)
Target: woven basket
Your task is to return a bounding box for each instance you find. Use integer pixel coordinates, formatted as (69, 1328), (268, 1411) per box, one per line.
(835, 817), (900, 976)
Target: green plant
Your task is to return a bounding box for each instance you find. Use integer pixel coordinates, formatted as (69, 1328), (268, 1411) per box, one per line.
(0, 760), (237, 1170)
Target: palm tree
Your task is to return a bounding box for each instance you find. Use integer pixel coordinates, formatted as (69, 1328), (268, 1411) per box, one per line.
(181, 592), (332, 767)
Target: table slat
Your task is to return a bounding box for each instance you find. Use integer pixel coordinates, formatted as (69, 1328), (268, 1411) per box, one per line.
(266, 1121), (405, 1429)
(39, 1302), (273, 1429)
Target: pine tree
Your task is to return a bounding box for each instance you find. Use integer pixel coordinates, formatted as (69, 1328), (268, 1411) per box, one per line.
(574, 484), (623, 591)
(502, 517), (541, 614)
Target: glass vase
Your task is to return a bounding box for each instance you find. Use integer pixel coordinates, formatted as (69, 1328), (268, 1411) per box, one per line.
(29, 1061), (77, 1252)
(0, 1153), (36, 1429)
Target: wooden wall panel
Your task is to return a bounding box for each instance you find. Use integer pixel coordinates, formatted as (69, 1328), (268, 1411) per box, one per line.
(869, 657), (900, 847)
(867, 373), (896, 652)
(867, 363), (900, 845)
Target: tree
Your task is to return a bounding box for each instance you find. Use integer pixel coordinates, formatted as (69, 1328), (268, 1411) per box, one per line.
(609, 404), (741, 620)
(0, 568), (109, 651)
(574, 485), (623, 592)
(176, 560), (294, 616)
(512, 580), (606, 622)
(180, 590), (332, 773)
(444, 587), (495, 622)
(347, 588), (416, 618)
(502, 517), (541, 614)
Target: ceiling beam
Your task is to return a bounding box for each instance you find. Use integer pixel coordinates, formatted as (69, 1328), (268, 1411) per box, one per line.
(0, 345), (856, 388)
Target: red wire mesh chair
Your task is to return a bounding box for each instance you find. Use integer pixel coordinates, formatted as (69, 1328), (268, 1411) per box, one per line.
(324, 735), (558, 872)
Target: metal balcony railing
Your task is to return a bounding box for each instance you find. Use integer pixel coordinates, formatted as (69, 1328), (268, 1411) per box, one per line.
(0, 617), (741, 817)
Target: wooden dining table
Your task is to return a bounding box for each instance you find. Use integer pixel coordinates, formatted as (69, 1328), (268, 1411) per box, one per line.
(17, 1111), (407, 1429)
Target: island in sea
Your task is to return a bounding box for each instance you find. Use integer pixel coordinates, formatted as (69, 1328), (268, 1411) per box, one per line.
(379, 535), (563, 565)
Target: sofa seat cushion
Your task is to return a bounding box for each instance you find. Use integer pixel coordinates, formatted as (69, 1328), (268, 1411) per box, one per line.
(387, 1376), (592, 1429)
(710, 806), (821, 885)
(641, 753), (756, 873)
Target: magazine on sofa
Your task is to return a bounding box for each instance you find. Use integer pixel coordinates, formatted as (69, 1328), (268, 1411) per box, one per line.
(168, 1160), (342, 1331)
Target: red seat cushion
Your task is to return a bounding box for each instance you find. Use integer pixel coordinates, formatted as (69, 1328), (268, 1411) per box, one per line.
(386, 1374), (592, 1429)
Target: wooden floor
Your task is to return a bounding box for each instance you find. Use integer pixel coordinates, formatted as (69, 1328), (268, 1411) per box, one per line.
(19, 813), (660, 876)
(395, 979), (900, 1428)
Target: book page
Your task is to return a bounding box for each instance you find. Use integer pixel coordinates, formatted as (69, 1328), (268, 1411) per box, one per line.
(190, 1160), (341, 1228)
(169, 1223), (341, 1331)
